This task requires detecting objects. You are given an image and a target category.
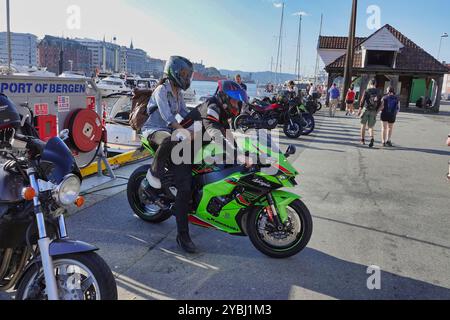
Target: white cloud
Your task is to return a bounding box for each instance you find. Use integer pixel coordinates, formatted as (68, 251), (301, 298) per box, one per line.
(293, 11), (309, 16)
(273, 2), (283, 8)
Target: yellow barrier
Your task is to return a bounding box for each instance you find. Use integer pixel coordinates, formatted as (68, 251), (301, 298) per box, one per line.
(81, 149), (151, 177)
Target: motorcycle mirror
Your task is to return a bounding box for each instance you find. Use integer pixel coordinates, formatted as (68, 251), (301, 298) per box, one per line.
(59, 129), (70, 141)
(284, 145), (297, 158)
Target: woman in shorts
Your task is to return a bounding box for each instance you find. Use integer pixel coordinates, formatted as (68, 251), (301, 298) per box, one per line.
(381, 87), (400, 147)
(345, 85), (356, 116)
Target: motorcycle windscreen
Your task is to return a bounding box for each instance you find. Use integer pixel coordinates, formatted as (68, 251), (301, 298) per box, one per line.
(41, 137), (78, 184)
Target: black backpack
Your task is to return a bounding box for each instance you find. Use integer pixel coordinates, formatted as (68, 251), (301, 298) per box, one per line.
(365, 89), (379, 111)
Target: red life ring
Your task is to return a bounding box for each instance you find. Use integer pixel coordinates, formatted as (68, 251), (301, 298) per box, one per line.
(66, 109), (103, 153)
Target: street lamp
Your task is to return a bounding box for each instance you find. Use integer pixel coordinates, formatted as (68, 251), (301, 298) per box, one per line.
(438, 33), (448, 62)
(6, 0), (12, 74)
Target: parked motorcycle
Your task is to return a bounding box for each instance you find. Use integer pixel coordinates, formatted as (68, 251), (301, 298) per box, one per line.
(303, 94), (323, 115)
(0, 95), (117, 300)
(127, 135), (313, 259)
(234, 98), (304, 139)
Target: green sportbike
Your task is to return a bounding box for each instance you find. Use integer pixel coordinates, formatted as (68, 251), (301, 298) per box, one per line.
(126, 134), (313, 259)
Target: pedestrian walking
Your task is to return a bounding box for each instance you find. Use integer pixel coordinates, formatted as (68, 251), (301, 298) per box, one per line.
(357, 80), (382, 148)
(447, 133), (450, 181)
(328, 83), (340, 117)
(345, 85), (356, 116)
(235, 74), (248, 92)
(381, 86), (400, 147)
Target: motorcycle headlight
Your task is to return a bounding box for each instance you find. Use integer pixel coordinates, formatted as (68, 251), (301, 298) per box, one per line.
(53, 174), (81, 206)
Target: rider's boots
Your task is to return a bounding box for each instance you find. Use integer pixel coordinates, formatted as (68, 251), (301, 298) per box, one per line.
(177, 232), (198, 254)
(146, 169), (162, 189)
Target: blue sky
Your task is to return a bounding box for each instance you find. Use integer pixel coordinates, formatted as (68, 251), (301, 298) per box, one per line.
(3, 0), (450, 74)
(126, 0), (450, 73)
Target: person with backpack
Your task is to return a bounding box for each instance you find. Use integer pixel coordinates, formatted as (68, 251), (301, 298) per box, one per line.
(358, 80), (382, 148)
(447, 133), (450, 181)
(140, 56), (197, 253)
(381, 86), (400, 147)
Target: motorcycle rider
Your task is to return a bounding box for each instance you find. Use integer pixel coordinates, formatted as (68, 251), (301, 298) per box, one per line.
(174, 80), (252, 253)
(142, 56), (199, 253)
(143, 75), (251, 254)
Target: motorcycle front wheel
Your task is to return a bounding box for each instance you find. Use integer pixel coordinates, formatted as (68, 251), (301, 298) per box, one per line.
(283, 119), (303, 139)
(247, 200), (313, 259)
(16, 253), (118, 300)
(316, 102), (322, 112)
(302, 113), (315, 136)
(233, 114), (252, 133)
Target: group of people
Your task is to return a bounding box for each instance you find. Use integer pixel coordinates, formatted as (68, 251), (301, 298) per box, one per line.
(141, 56), (251, 254)
(327, 80), (401, 148)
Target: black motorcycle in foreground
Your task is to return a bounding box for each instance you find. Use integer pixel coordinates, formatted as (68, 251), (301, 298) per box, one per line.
(0, 95), (117, 300)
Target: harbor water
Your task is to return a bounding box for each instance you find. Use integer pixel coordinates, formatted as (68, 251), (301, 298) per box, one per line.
(191, 81), (259, 99)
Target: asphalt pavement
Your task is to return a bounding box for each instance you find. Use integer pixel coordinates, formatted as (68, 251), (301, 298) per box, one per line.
(2, 102), (450, 300)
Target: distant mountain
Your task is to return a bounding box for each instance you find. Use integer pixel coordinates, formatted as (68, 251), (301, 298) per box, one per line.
(219, 69), (298, 84)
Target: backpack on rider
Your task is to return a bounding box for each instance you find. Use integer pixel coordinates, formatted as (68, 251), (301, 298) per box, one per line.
(129, 88), (154, 131)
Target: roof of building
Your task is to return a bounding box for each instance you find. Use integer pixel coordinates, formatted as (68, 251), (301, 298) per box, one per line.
(323, 25), (449, 74)
(318, 36), (367, 50)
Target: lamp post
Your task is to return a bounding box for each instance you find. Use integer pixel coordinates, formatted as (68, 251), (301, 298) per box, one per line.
(6, 0), (12, 74)
(341, 0), (358, 110)
(437, 33), (448, 62)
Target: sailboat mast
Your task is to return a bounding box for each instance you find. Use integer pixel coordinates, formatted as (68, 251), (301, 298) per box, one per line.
(295, 14), (303, 81)
(275, 2), (285, 84)
(314, 14), (324, 85)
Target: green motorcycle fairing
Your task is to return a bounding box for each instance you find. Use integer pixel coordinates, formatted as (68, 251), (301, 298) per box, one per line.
(140, 134), (300, 234)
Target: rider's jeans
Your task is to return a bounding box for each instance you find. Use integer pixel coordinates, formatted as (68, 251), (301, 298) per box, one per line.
(149, 131), (173, 178)
(149, 130), (193, 235)
(172, 163), (193, 235)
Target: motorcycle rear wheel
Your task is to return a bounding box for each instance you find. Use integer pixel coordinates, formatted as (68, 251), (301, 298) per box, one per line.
(16, 253), (117, 300)
(127, 165), (173, 223)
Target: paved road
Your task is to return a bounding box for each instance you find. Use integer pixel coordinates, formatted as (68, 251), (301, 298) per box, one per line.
(2, 104), (450, 300)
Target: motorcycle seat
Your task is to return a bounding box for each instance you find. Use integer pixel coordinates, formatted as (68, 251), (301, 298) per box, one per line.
(251, 103), (280, 113)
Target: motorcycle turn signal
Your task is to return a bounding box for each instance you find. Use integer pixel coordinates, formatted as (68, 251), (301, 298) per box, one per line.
(74, 196), (85, 208)
(22, 187), (36, 201)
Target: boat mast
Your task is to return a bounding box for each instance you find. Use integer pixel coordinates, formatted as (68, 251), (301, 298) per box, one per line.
(295, 13), (303, 81)
(275, 2), (285, 84)
(314, 14), (324, 85)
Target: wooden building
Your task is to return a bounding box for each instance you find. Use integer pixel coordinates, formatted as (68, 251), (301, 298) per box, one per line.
(318, 24), (449, 112)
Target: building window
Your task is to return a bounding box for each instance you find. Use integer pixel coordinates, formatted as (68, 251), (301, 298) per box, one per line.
(366, 50), (395, 68)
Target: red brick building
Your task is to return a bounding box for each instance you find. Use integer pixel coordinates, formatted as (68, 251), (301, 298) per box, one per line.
(38, 36), (91, 76)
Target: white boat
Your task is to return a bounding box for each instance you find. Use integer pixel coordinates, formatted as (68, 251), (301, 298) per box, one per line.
(0, 64), (56, 77)
(104, 95), (141, 154)
(184, 87), (197, 109)
(137, 78), (158, 90)
(96, 75), (132, 98)
(59, 71), (87, 79)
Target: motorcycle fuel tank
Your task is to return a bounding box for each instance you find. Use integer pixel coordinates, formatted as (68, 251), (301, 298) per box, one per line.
(0, 166), (25, 204)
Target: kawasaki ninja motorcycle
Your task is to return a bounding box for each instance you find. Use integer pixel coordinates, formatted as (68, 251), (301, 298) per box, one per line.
(127, 134), (313, 259)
